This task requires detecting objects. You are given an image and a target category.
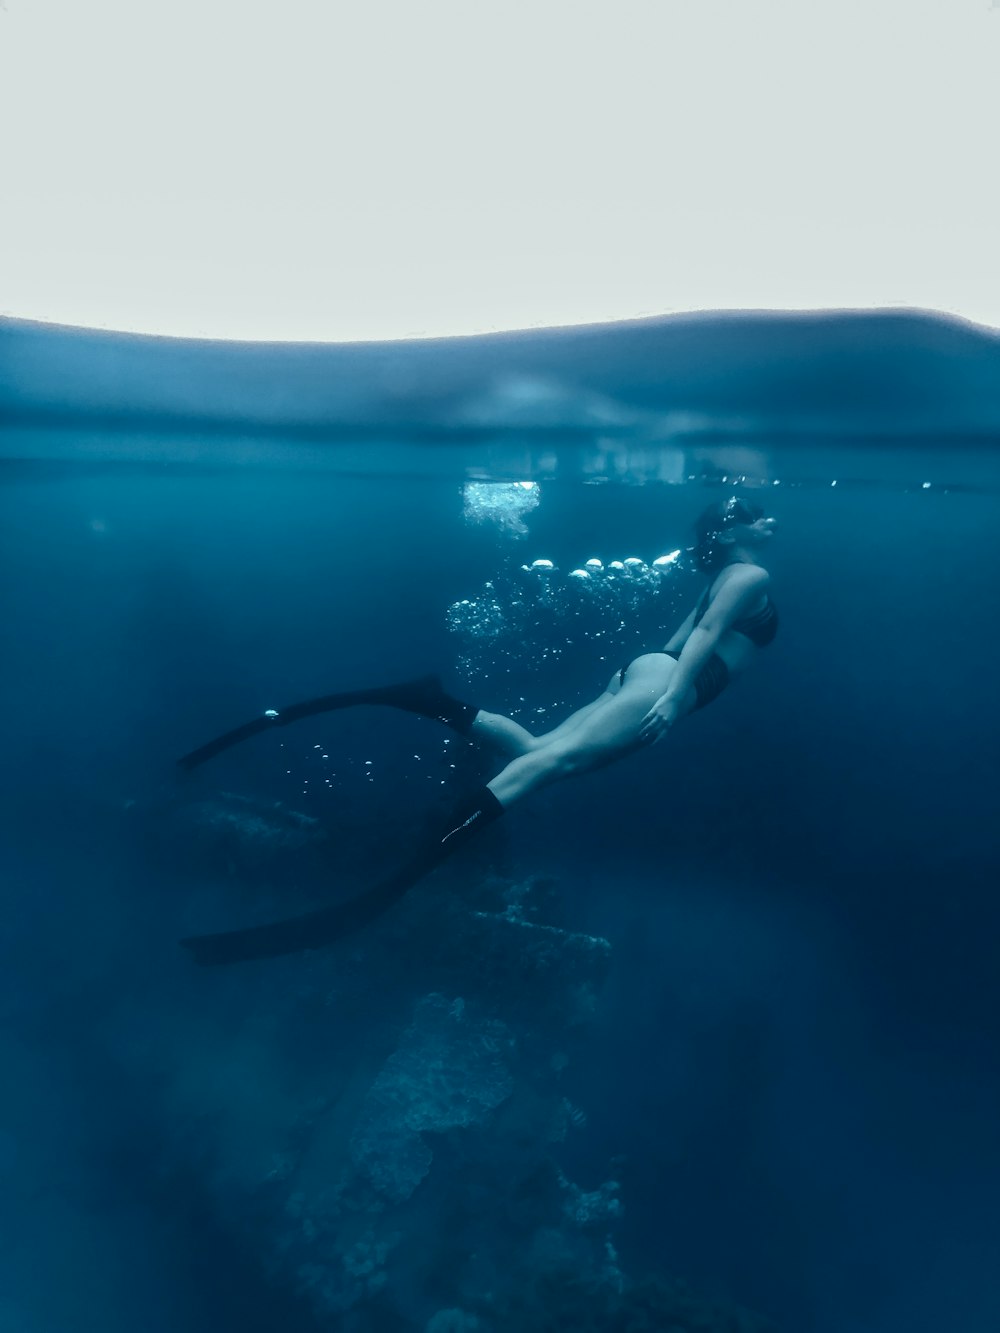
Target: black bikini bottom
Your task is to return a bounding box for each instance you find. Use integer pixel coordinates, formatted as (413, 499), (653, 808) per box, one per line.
(618, 649), (730, 711)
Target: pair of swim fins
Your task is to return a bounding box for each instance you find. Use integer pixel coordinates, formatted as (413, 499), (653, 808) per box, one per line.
(177, 677), (499, 966)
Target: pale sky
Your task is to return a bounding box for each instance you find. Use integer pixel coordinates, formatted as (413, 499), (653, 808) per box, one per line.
(1, 0), (997, 341)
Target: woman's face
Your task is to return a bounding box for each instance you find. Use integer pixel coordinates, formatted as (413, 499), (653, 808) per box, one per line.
(749, 513), (778, 541)
(725, 510), (777, 547)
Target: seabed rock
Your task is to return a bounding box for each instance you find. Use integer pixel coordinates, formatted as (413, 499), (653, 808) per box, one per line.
(167, 869), (774, 1332)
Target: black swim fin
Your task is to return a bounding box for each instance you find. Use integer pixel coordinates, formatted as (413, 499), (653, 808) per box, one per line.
(179, 786), (504, 965)
(177, 676), (479, 771)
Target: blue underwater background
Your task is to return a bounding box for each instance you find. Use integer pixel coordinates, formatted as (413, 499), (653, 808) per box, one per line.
(1, 311), (999, 1333)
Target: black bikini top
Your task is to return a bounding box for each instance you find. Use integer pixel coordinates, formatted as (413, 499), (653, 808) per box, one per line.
(693, 571), (778, 647)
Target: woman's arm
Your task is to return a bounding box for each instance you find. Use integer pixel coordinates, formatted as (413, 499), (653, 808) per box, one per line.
(641, 567), (770, 740)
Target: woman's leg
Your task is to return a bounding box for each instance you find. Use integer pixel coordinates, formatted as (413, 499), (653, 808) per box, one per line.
(486, 656), (681, 806)
(528, 671), (624, 746)
(468, 711), (539, 758)
(469, 670), (622, 758)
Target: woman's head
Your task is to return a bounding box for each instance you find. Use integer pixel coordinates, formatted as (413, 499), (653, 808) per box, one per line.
(691, 496), (776, 571)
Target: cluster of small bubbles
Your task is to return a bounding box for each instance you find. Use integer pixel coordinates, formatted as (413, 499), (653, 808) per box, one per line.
(446, 548), (692, 693)
(446, 578), (510, 642)
(272, 717), (482, 803)
(462, 481), (540, 538)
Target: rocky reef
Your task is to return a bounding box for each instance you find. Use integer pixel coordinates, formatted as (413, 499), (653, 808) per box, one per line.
(157, 796), (775, 1332)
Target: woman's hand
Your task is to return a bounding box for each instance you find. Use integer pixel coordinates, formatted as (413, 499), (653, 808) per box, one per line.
(639, 694), (682, 744)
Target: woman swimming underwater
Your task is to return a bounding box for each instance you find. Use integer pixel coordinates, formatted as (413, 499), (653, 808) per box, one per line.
(179, 497), (778, 964)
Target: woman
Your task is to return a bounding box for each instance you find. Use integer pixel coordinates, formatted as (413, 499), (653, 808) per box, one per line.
(180, 497), (778, 965)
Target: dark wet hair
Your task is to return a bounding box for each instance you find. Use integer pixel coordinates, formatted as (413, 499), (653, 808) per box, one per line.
(691, 496), (766, 572)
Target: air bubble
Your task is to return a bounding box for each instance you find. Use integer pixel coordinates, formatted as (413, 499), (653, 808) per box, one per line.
(463, 481), (540, 537)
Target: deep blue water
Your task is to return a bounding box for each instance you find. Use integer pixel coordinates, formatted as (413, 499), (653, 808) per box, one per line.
(2, 314), (999, 1333)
